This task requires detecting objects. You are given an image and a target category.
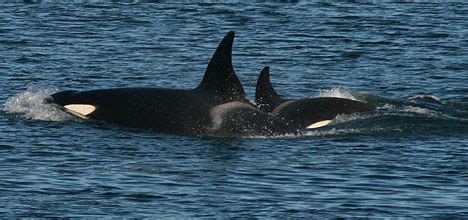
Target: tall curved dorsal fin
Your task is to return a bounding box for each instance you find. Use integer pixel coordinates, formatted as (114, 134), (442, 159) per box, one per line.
(196, 31), (246, 102)
(255, 66), (285, 112)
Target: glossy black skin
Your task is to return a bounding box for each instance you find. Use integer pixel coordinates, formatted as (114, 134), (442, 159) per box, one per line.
(255, 66), (289, 113)
(51, 32), (293, 137)
(271, 98), (374, 130)
(52, 88), (218, 136)
(255, 66), (375, 130)
(52, 88), (290, 137)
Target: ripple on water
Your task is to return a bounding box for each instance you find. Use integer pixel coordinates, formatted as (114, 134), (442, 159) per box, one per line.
(0, 144), (14, 150)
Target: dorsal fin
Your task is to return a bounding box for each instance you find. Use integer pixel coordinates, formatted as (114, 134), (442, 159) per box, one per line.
(196, 31), (246, 102)
(255, 66), (285, 112)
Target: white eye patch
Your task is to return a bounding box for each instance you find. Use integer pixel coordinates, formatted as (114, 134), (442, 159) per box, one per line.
(307, 120), (332, 129)
(64, 104), (96, 119)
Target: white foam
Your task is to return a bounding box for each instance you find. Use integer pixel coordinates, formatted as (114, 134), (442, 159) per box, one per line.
(408, 95), (442, 103)
(316, 87), (357, 100)
(302, 128), (355, 137)
(4, 86), (72, 121)
(334, 112), (374, 124)
(402, 106), (433, 115)
(378, 104), (437, 116)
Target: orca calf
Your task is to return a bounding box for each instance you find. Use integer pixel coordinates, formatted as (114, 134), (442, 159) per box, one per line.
(255, 66), (375, 130)
(50, 32), (291, 137)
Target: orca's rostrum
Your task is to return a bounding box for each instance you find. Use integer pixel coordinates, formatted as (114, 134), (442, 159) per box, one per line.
(50, 32), (291, 137)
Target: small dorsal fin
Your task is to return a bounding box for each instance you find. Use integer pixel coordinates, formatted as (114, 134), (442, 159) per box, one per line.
(255, 66), (285, 112)
(196, 31), (246, 102)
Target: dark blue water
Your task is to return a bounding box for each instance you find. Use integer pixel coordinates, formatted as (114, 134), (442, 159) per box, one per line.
(1, 2), (467, 218)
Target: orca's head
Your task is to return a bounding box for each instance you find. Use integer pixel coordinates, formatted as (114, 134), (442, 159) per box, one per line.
(49, 90), (79, 106)
(48, 90), (96, 118)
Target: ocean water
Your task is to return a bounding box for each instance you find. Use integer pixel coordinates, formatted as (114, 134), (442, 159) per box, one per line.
(1, 2), (467, 218)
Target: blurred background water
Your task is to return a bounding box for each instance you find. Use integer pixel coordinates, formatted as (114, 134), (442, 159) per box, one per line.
(1, 2), (467, 218)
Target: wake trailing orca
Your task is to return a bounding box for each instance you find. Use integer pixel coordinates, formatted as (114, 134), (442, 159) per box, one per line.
(50, 32), (292, 137)
(255, 66), (375, 130)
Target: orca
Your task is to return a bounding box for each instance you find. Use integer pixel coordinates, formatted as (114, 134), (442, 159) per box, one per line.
(255, 66), (375, 130)
(49, 32), (292, 137)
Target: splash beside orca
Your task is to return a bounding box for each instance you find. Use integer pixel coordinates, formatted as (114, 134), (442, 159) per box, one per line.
(49, 31), (375, 137)
(255, 66), (375, 130)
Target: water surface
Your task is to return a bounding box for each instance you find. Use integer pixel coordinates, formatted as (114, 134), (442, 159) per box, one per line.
(1, 2), (467, 218)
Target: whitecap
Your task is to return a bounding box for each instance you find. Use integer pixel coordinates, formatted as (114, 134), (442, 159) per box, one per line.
(315, 87), (357, 100)
(408, 95), (443, 103)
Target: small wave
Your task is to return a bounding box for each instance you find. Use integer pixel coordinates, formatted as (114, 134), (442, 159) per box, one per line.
(408, 95), (443, 104)
(14, 56), (41, 64)
(378, 104), (442, 117)
(4, 85), (72, 121)
(334, 111), (375, 124)
(316, 87), (358, 100)
(302, 127), (372, 137)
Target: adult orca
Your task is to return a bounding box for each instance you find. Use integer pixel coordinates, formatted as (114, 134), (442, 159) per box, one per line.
(255, 66), (375, 130)
(49, 32), (292, 137)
